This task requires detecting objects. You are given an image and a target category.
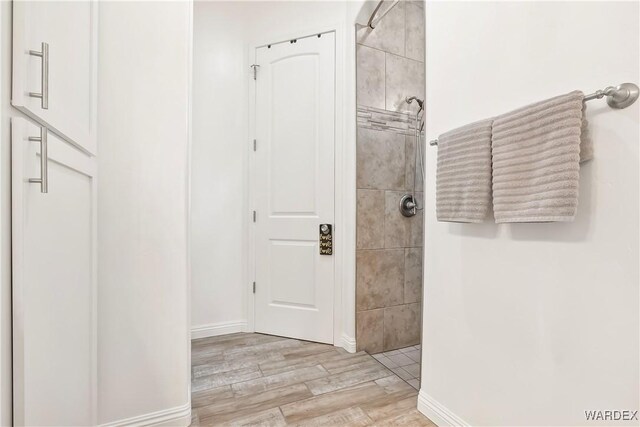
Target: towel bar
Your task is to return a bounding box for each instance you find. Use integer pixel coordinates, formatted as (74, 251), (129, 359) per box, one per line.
(428, 82), (639, 146)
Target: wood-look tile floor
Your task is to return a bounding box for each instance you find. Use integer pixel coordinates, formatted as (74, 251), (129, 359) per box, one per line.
(190, 333), (435, 426)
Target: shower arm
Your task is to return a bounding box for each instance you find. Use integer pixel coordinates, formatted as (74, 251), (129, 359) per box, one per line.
(367, 0), (401, 29)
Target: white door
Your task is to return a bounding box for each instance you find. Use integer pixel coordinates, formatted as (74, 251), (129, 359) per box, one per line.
(12, 1), (98, 154)
(253, 32), (336, 344)
(12, 118), (97, 426)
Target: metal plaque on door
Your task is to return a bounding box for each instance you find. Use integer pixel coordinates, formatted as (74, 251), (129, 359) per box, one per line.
(319, 224), (333, 255)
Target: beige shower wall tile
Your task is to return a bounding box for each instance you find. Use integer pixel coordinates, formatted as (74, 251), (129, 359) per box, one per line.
(357, 190), (385, 249)
(409, 192), (424, 247)
(383, 303), (421, 351)
(384, 191), (410, 248)
(357, 128), (405, 190)
(416, 136), (426, 192)
(357, 45), (386, 109)
(405, 1), (425, 62)
(356, 249), (404, 311)
(385, 53), (425, 113)
(404, 248), (422, 304)
(384, 191), (424, 248)
(356, 1), (405, 56)
(405, 135), (424, 192)
(356, 309), (384, 353)
(405, 136), (416, 191)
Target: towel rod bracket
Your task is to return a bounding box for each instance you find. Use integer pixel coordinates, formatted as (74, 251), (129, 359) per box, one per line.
(604, 83), (639, 109)
(583, 82), (639, 108)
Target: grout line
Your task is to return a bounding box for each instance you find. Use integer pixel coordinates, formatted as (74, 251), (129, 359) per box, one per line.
(355, 248), (407, 253)
(356, 41), (398, 56)
(384, 49), (425, 66)
(383, 49), (387, 111)
(404, 0), (407, 58)
(403, 246), (409, 304)
(382, 189), (388, 249)
(356, 301), (421, 314)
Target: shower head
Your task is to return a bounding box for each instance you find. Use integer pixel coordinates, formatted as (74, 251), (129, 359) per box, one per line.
(405, 96), (424, 111)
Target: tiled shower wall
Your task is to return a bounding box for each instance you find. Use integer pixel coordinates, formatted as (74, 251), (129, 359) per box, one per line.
(355, 0), (425, 354)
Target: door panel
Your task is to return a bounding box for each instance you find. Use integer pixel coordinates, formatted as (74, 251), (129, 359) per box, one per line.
(270, 54), (319, 215)
(269, 240), (317, 307)
(12, 1), (98, 154)
(254, 33), (335, 344)
(12, 118), (97, 426)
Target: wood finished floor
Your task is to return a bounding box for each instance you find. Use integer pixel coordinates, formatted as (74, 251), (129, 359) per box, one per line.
(190, 333), (434, 426)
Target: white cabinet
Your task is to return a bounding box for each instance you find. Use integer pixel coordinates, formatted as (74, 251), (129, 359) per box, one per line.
(11, 117), (97, 426)
(11, 3), (98, 423)
(12, 1), (98, 155)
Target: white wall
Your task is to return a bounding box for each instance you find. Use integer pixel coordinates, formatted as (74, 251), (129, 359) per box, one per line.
(0, 3), (13, 424)
(191, 1), (250, 335)
(98, 2), (191, 425)
(420, 2), (639, 426)
(191, 0), (363, 344)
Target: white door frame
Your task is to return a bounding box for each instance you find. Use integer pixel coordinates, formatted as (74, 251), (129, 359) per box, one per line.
(246, 22), (356, 351)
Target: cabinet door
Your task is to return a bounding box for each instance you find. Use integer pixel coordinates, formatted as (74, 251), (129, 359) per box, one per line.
(12, 117), (97, 426)
(12, 1), (98, 155)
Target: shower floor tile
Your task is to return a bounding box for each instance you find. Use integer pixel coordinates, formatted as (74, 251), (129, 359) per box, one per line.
(374, 345), (421, 390)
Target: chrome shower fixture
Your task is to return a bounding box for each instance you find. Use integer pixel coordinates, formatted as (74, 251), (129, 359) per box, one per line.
(399, 95), (426, 218)
(405, 96), (424, 111)
(400, 194), (418, 217)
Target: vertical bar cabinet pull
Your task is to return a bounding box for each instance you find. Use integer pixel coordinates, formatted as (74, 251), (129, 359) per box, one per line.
(28, 126), (48, 193)
(28, 42), (49, 110)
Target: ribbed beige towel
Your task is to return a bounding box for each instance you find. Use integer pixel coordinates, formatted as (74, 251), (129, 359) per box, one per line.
(491, 90), (593, 223)
(436, 119), (493, 223)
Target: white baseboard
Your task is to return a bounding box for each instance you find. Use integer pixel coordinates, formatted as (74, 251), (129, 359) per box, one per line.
(100, 401), (191, 427)
(191, 320), (247, 340)
(340, 333), (357, 353)
(417, 390), (470, 427)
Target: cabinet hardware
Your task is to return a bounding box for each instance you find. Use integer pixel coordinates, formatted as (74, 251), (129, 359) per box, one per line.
(28, 126), (48, 193)
(28, 42), (49, 109)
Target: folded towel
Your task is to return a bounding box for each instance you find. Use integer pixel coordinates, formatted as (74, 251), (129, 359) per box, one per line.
(491, 90), (593, 223)
(436, 119), (493, 223)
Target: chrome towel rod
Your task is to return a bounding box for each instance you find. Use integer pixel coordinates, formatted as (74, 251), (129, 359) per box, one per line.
(429, 82), (639, 146)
